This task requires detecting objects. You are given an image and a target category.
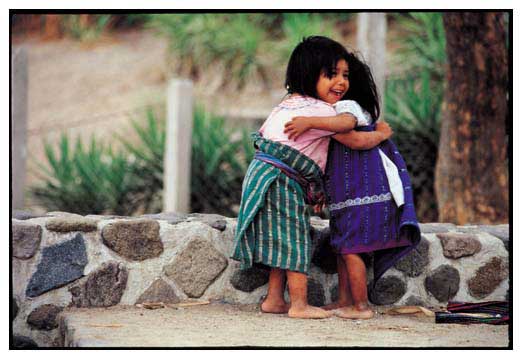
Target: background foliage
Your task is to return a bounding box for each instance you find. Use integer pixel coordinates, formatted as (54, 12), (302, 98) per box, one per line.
(385, 12), (446, 221)
(31, 108), (255, 216)
(28, 13), (447, 221)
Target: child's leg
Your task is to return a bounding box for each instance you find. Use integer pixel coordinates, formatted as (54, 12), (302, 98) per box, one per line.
(287, 270), (332, 319)
(322, 255), (354, 310)
(261, 268), (289, 313)
(335, 253), (374, 319)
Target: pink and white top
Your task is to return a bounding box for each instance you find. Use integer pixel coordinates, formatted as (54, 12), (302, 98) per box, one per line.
(259, 95), (336, 172)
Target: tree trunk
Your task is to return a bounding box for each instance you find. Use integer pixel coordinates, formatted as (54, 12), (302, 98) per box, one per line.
(435, 12), (508, 224)
(42, 15), (61, 40)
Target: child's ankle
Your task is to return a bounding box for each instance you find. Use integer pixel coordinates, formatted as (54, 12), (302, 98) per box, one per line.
(354, 302), (370, 311)
(264, 297), (286, 305)
(289, 301), (309, 310)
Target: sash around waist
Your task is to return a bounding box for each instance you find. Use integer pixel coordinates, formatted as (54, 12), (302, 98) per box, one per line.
(254, 151), (323, 205)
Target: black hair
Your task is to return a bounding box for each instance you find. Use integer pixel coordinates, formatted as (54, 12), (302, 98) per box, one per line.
(285, 36), (380, 123)
(343, 51), (380, 123)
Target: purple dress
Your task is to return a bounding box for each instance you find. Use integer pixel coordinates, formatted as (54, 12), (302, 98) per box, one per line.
(324, 125), (421, 283)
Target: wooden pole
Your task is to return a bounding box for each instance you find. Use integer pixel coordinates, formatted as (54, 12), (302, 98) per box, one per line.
(163, 79), (193, 213)
(11, 47), (28, 210)
(357, 13), (387, 116)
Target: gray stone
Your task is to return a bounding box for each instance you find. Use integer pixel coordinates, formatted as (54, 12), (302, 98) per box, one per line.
(87, 214), (132, 220)
(164, 237), (228, 298)
(330, 284), (339, 303)
(46, 216), (98, 232)
(311, 226), (337, 274)
(307, 278), (326, 307)
(141, 212), (188, 225)
(230, 267), (269, 292)
(70, 261), (128, 307)
(394, 237), (430, 277)
(26, 233), (88, 297)
(12, 210), (49, 220)
(27, 304), (63, 330)
(188, 213), (228, 231)
(424, 265), (460, 302)
(12, 222), (42, 259)
(369, 275), (406, 305)
(12, 297), (18, 320)
(419, 223), (456, 234)
(46, 211), (82, 217)
(458, 224), (509, 251)
(101, 220), (163, 261)
(467, 257), (509, 299)
(404, 295), (426, 307)
(437, 233), (482, 259)
(12, 335), (38, 348)
(136, 279), (180, 304)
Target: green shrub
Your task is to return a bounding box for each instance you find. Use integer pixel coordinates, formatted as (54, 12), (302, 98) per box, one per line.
(391, 12), (446, 79)
(190, 107), (254, 216)
(147, 13), (345, 89)
(276, 13), (337, 63)
(385, 12), (447, 221)
(60, 15), (112, 41)
(31, 107), (255, 216)
(385, 70), (443, 221)
(148, 14), (270, 88)
(118, 109), (166, 214)
(31, 134), (137, 215)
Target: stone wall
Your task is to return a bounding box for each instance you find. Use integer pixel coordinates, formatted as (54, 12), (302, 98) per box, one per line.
(11, 211), (510, 347)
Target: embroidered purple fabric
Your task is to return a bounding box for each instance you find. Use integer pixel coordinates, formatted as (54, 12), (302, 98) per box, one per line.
(324, 125), (421, 284)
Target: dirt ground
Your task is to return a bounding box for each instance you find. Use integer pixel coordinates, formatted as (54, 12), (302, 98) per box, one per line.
(59, 303), (509, 348)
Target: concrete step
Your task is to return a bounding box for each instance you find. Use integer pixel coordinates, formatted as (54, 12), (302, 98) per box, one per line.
(57, 303), (509, 347)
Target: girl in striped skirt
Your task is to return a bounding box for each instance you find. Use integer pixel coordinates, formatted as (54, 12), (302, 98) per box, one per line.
(231, 36), (393, 319)
(285, 50), (421, 319)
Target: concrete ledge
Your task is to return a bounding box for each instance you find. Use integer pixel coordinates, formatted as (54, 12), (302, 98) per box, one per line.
(56, 304), (508, 347)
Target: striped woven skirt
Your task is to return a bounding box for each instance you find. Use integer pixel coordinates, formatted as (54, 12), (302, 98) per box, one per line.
(231, 133), (325, 274)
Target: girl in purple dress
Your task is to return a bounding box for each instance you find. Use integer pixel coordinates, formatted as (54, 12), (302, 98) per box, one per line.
(286, 51), (420, 319)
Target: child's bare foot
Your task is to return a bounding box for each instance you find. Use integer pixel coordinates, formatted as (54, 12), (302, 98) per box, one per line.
(260, 299), (290, 314)
(333, 306), (374, 320)
(322, 301), (353, 311)
(288, 305), (333, 319)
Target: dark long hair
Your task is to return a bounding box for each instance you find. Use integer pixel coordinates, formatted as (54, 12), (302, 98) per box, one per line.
(343, 51), (380, 123)
(285, 36), (380, 123)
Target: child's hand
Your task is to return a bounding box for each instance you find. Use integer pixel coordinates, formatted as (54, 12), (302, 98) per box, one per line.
(284, 117), (312, 140)
(375, 121), (393, 141)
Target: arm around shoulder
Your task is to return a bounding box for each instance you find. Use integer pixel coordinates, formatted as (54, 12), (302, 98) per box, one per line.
(333, 121), (393, 150)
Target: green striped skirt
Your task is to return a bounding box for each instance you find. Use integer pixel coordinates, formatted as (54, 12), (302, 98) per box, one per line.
(231, 133), (324, 274)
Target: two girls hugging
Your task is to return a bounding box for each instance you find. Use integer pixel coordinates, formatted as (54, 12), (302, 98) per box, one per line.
(231, 36), (420, 319)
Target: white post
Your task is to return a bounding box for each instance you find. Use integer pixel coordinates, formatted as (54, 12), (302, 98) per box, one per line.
(11, 47), (28, 210)
(357, 13), (387, 116)
(163, 79), (193, 213)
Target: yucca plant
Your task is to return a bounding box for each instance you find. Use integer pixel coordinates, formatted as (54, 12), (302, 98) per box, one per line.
(385, 70), (444, 221)
(118, 108), (166, 214)
(148, 14), (270, 88)
(190, 106), (253, 216)
(60, 15), (112, 41)
(276, 13), (337, 63)
(391, 12), (446, 79)
(31, 134), (137, 215)
(383, 12), (447, 221)
(32, 106), (255, 216)
(385, 70), (442, 138)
